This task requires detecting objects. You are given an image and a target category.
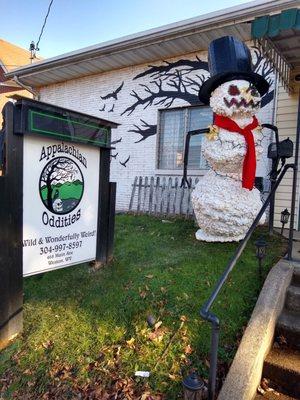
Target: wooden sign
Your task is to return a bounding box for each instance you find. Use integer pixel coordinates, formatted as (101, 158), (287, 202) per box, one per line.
(0, 97), (118, 348)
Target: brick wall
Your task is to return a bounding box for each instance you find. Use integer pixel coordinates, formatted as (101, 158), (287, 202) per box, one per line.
(39, 45), (276, 211)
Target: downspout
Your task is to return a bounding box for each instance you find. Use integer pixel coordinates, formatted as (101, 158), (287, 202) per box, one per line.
(12, 76), (40, 100)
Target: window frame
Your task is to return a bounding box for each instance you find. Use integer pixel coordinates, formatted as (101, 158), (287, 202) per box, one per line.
(155, 105), (211, 175)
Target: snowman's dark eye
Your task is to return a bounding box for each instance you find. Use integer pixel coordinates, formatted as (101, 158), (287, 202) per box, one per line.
(228, 85), (240, 96)
(246, 86), (259, 97)
(251, 88), (259, 97)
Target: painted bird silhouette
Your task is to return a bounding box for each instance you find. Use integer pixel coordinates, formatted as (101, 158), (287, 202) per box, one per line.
(111, 137), (122, 145)
(111, 152), (118, 159)
(99, 104), (106, 111)
(108, 104), (115, 113)
(100, 82), (124, 100)
(119, 155), (130, 167)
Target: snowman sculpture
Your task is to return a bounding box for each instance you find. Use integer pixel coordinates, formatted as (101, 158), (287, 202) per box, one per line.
(192, 36), (270, 242)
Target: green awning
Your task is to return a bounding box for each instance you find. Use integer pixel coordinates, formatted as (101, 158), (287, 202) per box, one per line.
(252, 8), (300, 39)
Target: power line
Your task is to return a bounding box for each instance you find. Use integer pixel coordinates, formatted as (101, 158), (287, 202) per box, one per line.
(30, 0), (54, 60)
(36, 0), (54, 51)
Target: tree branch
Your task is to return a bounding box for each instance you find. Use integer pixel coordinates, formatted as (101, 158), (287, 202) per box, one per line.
(133, 58), (208, 80)
(128, 119), (157, 143)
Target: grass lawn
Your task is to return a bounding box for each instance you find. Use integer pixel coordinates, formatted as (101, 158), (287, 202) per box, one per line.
(0, 215), (287, 399)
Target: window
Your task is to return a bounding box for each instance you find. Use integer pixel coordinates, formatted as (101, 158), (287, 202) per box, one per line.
(157, 106), (212, 170)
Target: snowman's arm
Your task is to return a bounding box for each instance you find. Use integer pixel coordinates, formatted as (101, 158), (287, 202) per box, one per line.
(181, 128), (209, 188)
(261, 124), (280, 179)
(261, 123), (279, 148)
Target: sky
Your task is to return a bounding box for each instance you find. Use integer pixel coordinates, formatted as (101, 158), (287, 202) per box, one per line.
(1, 0), (252, 61)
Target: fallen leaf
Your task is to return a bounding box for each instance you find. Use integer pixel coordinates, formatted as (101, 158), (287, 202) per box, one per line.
(141, 393), (151, 400)
(139, 290), (147, 299)
(148, 328), (165, 342)
(277, 334), (287, 345)
(257, 385), (265, 395)
(261, 378), (270, 391)
(205, 358), (210, 368)
(145, 275), (154, 279)
(42, 340), (54, 350)
(23, 369), (32, 376)
(168, 373), (180, 381)
(184, 344), (193, 355)
(154, 321), (162, 330)
(126, 337), (136, 349)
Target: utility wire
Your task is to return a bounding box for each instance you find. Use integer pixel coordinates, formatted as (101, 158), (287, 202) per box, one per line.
(36, 0), (54, 51)
(30, 0), (54, 60)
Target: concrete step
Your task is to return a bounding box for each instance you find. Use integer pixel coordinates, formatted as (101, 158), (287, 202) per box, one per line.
(262, 348), (300, 398)
(286, 285), (300, 312)
(292, 269), (300, 286)
(276, 309), (300, 350)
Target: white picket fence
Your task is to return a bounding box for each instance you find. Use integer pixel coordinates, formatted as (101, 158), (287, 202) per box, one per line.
(129, 176), (200, 217)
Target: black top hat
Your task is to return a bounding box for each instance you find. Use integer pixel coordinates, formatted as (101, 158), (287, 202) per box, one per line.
(198, 36), (269, 105)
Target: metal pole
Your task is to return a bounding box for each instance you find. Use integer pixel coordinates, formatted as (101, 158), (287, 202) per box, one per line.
(288, 89), (300, 260)
(259, 258), (262, 282)
(208, 320), (220, 400)
(268, 160), (277, 235)
(261, 124), (279, 235)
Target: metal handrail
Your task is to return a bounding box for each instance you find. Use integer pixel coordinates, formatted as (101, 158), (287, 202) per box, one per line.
(201, 163), (295, 400)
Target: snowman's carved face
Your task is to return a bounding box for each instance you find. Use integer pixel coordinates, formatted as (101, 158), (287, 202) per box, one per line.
(210, 80), (261, 117)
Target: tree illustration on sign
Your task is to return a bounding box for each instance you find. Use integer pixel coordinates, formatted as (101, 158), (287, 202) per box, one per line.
(39, 157), (84, 214)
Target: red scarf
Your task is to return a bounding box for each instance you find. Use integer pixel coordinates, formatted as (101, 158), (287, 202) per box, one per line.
(213, 114), (259, 190)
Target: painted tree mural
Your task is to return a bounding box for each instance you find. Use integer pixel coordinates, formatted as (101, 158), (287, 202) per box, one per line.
(99, 48), (274, 166)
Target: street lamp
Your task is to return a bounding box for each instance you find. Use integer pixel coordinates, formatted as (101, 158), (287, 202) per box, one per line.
(280, 208), (290, 235)
(255, 237), (267, 282)
(182, 371), (207, 400)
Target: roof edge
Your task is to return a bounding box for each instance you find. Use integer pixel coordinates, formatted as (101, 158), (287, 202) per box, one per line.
(6, 0), (298, 80)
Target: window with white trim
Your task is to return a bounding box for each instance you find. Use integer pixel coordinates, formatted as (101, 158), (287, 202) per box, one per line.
(157, 106), (212, 170)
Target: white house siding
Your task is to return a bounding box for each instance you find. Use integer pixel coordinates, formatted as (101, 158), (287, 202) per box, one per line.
(274, 84), (300, 229)
(38, 44), (276, 212)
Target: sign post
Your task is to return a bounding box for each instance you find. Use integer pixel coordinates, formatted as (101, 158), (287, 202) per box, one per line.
(0, 98), (118, 349)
